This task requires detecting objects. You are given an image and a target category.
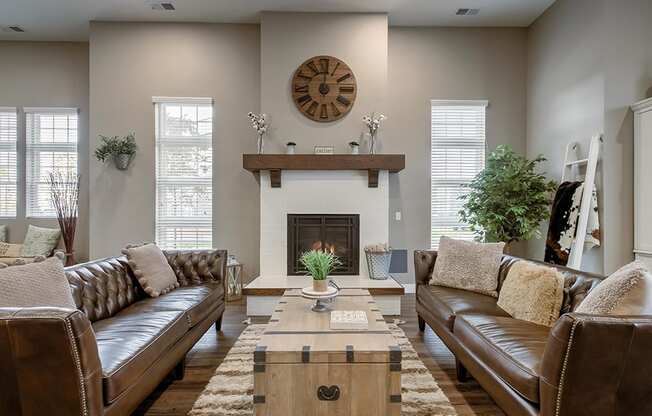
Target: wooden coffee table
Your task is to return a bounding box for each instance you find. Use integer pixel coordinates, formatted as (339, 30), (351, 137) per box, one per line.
(253, 288), (401, 416)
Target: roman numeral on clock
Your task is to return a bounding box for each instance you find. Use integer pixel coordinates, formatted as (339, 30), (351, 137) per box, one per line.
(319, 104), (328, 119)
(319, 58), (329, 74)
(339, 85), (354, 94)
(306, 61), (319, 75)
(294, 84), (309, 93)
(330, 103), (341, 117)
(336, 95), (350, 106)
(297, 72), (312, 80)
(296, 94), (311, 105)
(306, 101), (318, 117)
(337, 73), (351, 83)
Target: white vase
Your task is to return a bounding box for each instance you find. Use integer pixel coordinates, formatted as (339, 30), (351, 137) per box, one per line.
(286, 145), (296, 155)
(350, 145), (359, 155)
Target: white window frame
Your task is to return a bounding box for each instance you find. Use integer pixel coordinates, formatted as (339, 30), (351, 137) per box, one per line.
(24, 107), (79, 218)
(153, 96), (213, 249)
(0, 107), (18, 218)
(430, 99), (488, 249)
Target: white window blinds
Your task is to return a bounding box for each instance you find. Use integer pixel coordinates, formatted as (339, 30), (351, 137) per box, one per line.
(430, 100), (487, 249)
(25, 108), (78, 218)
(154, 97), (213, 249)
(0, 107), (17, 217)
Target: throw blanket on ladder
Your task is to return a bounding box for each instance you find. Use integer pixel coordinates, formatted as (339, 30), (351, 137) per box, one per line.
(545, 181), (600, 265)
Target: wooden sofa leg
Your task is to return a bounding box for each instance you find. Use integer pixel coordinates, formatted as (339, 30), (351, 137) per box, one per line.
(172, 357), (186, 380)
(455, 358), (469, 382)
(418, 315), (426, 332)
(215, 315), (223, 332)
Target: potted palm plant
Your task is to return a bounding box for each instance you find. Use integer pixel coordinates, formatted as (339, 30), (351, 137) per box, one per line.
(300, 250), (341, 292)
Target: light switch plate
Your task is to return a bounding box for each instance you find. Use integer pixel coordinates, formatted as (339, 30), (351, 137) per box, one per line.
(395, 211), (402, 221)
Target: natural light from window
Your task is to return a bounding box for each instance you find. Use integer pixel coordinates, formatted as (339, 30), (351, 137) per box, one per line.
(430, 100), (487, 249)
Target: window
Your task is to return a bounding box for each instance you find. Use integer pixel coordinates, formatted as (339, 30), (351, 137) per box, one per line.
(430, 100), (487, 249)
(0, 107), (17, 217)
(25, 108), (78, 218)
(154, 97), (213, 249)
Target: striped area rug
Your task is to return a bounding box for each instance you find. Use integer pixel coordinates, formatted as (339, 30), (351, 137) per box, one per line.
(189, 323), (457, 416)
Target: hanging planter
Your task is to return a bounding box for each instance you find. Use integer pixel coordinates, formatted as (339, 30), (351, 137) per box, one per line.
(95, 133), (138, 171)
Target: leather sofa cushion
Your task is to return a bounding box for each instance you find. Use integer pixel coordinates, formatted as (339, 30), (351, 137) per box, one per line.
(417, 284), (509, 331)
(93, 310), (187, 404)
(119, 284), (223, 328)
(454, 314), (549, 403)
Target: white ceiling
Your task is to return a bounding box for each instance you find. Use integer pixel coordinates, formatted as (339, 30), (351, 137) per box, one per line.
(0, 0), (555, 42)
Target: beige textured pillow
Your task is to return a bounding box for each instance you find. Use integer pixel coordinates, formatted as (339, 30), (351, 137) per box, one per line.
(0, 243), (24, 258)
(431, 236), (505, 297)
(576, 261), (652, 315)
(0, 257), (76, 308)
(497, 261), (564, 327)
(122, 243), (178, 297)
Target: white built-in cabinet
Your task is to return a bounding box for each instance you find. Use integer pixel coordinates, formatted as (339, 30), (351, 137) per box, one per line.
(632, 97), (652, 269)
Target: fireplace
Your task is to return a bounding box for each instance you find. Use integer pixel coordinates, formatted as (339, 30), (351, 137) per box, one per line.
(287, 214), (360, 275)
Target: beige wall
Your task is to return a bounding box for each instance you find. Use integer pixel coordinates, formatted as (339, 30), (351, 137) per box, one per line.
(0, 41), (90, 261)
(89, 22), (261, 280)
(526, 0), (652, 274)
(260, 12), (388, 153)
(387, 27), (528, 282)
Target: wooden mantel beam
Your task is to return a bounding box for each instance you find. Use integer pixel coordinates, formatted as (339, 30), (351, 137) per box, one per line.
(242, 154), (405, 188)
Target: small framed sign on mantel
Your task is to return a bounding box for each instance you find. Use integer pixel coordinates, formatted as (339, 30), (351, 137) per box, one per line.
(314, 145), (335, 155)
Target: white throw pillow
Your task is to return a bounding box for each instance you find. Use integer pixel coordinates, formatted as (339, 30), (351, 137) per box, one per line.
(576, 261), (652, 315)
(0, 257), (76, 308)
(497, 261), (565, 326)
(431, 236), (505, 297)
(122, 243), (179, 297)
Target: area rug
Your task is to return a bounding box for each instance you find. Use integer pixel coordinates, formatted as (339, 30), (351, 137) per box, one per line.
(189, 323), (457, 416)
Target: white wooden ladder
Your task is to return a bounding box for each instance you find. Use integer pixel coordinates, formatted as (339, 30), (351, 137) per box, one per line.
(560, 134), (602, 270)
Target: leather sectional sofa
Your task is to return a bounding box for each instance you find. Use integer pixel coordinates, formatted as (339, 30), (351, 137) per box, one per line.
(415, 250), (652, 416)
(0, 249), (227, 416)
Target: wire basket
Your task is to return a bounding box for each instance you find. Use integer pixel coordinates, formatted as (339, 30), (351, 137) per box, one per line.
(365, 248), (392, 280)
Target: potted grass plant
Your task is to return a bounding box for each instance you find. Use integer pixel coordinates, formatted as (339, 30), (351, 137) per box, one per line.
(300, 250), (341, 292)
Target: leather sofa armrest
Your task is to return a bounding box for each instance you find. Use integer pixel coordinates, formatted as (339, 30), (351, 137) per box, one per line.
(164, 249), (228, 290)
(0, 307), (103, 416)
(540, 313), (652, 416)
(414, 250), (437, 286)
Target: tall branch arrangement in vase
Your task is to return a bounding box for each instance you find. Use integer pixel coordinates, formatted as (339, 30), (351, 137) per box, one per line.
(362, 113), (386, 154)
(48, 171), (80, 266)
(247, 112), (268, 154)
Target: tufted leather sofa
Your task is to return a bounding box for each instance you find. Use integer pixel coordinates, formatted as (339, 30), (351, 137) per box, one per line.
(0, 249), (227, 416)
(415, 250), (652, 416)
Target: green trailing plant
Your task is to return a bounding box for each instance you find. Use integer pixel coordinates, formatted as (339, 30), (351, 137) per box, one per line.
(94, 133), (138, 162)
(459, 145), (558, 245)
(299, 250), (342, 280)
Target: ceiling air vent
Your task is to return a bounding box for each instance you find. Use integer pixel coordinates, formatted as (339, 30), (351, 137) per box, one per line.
(456, 8), (480, 16)
(146, 1), (176, 11)
(1, 26), (26, 33)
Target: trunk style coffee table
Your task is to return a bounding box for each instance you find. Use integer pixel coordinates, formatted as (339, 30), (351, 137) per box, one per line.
(253, 288), (401, 416)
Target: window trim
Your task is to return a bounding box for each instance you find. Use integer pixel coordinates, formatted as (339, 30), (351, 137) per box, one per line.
(430, 99), (488, 249)
(24, 107), (79, 218)
(0, 106), (18, 218)
(153, 97), (214, 250)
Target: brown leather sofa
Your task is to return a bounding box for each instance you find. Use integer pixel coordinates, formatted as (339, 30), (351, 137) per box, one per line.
(415, 250), (652, 416)
(0, 249), (227, 416)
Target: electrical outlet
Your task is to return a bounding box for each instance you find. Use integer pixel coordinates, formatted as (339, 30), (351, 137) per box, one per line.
(395, 211), (402, 221)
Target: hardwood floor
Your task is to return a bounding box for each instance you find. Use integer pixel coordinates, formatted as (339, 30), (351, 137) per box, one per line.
(134, 294), (504, 415)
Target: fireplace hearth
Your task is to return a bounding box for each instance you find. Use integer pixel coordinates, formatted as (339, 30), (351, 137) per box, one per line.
(287, 214), (360, 275)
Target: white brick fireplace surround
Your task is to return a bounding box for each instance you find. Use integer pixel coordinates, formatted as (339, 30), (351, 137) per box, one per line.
(244, 168), (404, 315)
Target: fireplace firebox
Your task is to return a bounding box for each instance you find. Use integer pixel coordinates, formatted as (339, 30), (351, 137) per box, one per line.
(287, 214), (360, 275)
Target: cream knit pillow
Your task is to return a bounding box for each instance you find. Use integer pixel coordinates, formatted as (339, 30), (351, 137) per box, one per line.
(122, 243), (179, 297)
(576, 261), (652, 315)
(497, 261), (565, 327)
(431, 236), (505, 297)
(0, 257), (76, 308)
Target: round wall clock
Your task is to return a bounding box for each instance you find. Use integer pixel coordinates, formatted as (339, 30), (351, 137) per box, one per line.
(291, 55), (357, 122)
